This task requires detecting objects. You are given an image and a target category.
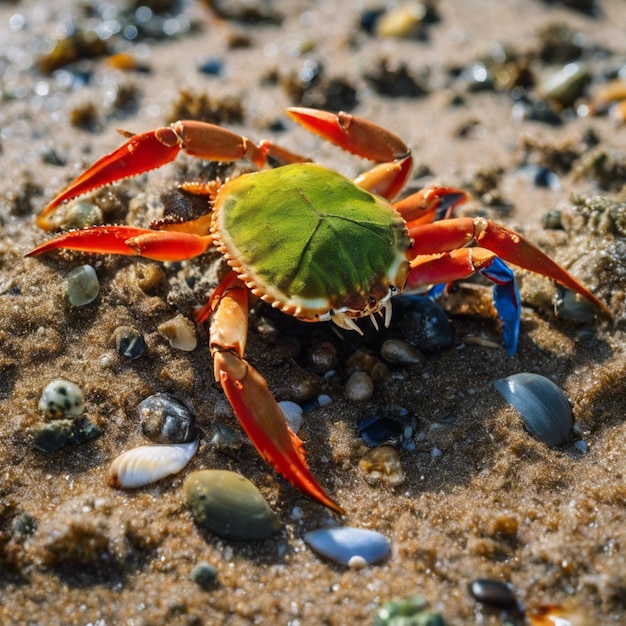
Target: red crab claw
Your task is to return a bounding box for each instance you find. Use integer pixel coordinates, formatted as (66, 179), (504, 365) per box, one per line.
(287, 107), (413, 199)
(38, 121), (269, 230)
(27, 225), (213, 261)
(210, 272), (344, 515)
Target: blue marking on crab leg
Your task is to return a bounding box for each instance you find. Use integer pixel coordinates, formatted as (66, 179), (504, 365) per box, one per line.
(479, 257), (521, 355)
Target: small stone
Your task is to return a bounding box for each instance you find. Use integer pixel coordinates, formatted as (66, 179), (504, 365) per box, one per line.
(183, 470), (281, 540)
(139, 393), (198, 444)
(469, 578), (518, 610)
(113, 326), (146, 359)
(358, 445), (406, 486)
(278, 401), (303, 433)
(380, 339), (424, 365)
(38, 379), (84, 418)
(32, 417), (101, 452)
(540, 62), (591, 108)
(64, 265), (99, 307)
(158, 315), (197, 351)
(59, 201), (103, 229)
(209, 424), (243, 456)
(397, 296), (455, 353)
(307, 341), (339, 373)
(190, 562), (218, 588)
(374, 595), (444, 626)
(375, 2), (427, 39)
(345, 371), (374, 402)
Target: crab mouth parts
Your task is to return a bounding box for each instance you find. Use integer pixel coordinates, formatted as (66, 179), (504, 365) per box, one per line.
(313, 288), (395, 335)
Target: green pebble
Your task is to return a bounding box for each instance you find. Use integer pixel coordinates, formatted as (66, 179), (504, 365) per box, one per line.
(373, 595), (445, 626)
(183, 470), (281, 541)
(64, 264), (99, 307)
(189, 562), (218, 588)
(33, 417), (101, 452)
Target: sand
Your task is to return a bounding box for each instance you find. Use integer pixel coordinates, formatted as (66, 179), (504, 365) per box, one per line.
(1, 1), (625, 624)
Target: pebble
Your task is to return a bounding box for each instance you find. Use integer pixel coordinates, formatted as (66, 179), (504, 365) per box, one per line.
(32, 416), (101, 452)
(555, 287), (596, 323)
(541, 62), (591, 108)
(209, 424), (243, 456)
(374, 595), (444, 626)
(139, 393), (198, 444)
(189, 562), (218, 588)
(468, 578), (519, 611)
(278, 400), (303, 433)
(183, 470), (281, 540)
(380, 338), (424, 365)
(107, 439), (199, 489)
(198, 58), (223, 76)
(397, 296), (455, 353)
(59, 201), (103, 229)
(113, 326), (146, 359)
(64, 265), (99, 307)
(39, 379), (84, 418)
(345, 371), (374, 402)
(157, 314), (197, 351)
(303, 527), (391, 567)
(358, 445), (406, 486)
(493, 373), (573, 447)
(307, 341), (339, 373)
(374, 2), (427, 39)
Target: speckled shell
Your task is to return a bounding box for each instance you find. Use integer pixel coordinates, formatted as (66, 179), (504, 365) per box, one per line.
(107, 439), (199, 488)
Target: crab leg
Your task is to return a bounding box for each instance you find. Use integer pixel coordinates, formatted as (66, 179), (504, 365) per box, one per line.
(405, 216), (610, 352)
(210, 272), (344, 515)
(287, 107), (413, 199)
(38, 121), (270, 229)
(27, 225), (213, 261)
(394, 187), (468, 225)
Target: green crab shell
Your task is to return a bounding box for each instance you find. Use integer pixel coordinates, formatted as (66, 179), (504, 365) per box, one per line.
(212, 163), (411, 321)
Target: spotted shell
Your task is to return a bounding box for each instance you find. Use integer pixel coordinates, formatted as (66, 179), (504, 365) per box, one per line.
(107, 439), (199, 488)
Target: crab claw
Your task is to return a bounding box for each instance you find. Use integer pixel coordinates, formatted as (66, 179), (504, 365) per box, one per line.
(27, 225), (212, 261)
(287, 107), (413, 199)
(38, 121), (269, 230)
(38, 130), (182, 228)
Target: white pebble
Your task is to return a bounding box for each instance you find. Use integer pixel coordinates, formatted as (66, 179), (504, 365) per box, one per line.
(64, 264), (99, 307)
(279, 401), (303, 433)
(345, 371), (374, 402)
(317, 394), (332, 407)
(39, 379), (84, 418)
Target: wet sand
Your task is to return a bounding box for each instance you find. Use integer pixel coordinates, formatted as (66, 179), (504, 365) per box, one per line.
(1, 1), (625, 624)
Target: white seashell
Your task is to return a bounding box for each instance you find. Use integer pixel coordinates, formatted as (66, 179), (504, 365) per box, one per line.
(107, 439), (199, 488)
(303, 526), (391, 567)
(157, 314), (197, 351)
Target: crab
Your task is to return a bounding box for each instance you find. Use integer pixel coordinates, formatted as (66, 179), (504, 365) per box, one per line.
(28, 108), (608, 515)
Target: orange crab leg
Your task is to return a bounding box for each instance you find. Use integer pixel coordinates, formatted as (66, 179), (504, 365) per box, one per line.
(38, 121), (270, 229)
(210, 273), (344, 515)
(406, 217), (610, 315)
(27, 225), (213, 261)
(394, 187), (468, 226)
(287, 107), (413, 199)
